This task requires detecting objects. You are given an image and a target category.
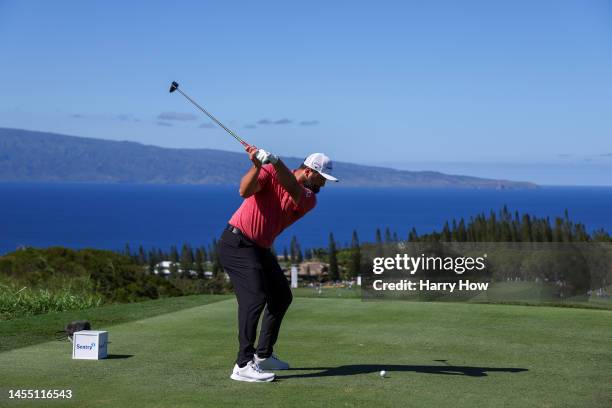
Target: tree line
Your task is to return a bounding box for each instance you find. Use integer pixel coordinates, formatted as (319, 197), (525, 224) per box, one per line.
(122, 241), (222, 278)
(408, 206), (610, 243)
(120, 206), (610, 283)
(1, 207), (609, 307)
(301, 206), (612, 282)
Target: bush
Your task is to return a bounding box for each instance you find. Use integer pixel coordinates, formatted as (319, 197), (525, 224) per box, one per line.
(0, 247), (229, 319)
(0, 247), (181, 305)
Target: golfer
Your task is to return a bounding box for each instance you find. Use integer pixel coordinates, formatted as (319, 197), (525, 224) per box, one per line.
(218, 146), (337, 382)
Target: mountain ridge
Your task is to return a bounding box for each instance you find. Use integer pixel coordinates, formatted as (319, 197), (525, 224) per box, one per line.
(0, 127), (538, 189)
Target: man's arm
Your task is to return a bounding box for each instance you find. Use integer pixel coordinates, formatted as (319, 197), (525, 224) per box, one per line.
(272, 159), (302, 205)
(252, 147), (302, 204)
(239, 146), (263, 198)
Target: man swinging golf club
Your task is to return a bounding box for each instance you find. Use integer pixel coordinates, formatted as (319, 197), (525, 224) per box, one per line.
(167, 82), (337, 381)
(218, 146), (338, 382)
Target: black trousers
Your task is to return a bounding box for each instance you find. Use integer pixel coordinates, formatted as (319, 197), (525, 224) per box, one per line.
(218, 228), (293, 366)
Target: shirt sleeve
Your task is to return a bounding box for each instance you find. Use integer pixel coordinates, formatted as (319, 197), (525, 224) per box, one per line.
(257, 164), (275, 190)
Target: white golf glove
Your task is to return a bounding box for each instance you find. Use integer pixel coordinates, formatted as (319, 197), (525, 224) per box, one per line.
(255, 149), (278, 165)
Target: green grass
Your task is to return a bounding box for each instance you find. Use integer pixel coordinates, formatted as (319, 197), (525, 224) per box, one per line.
(0, 297), (610, 407)
(294, 283), (612, 310)
(0, 294), (230, 353)
(292, 285), (361, 298)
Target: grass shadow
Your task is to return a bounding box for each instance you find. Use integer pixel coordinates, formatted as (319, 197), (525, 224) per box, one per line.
(277, 361), (528, 379)
(105, 354), (134, 359)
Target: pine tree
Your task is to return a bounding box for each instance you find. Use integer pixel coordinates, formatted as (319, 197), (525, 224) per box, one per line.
(441, 222), (451, 242)
(408, 227), (418, 242)
(349, 230), (361, 278)
(328, 233), (339, 281)
(195, 248), (205, 279)
(290, 236), (298, 263)
(210, 239), (222, 275)
(487, 211), (498, 241)
(138, 245), (147, 265)
(451, 218), (457, 242)
(180, 243), (194, 277)
(296, 242), (303, 264)
(169, 261), (179, 278)
(199, 246), (208, 263)
(457, 219), (467, 242)
(169, 245), (179, 263)
(304, 248), (312, 260)
(574, 223), (588, 242)
(520, 215), (532, 242)
(385, 227), (393, 243)
(562, 209), (572, 242)
(147, 249), (158, 274)
(543, 217), (553, 242)
(375, 228), (383, 257)
(553, 218), (564, 242)
(289, 237), (303, 263)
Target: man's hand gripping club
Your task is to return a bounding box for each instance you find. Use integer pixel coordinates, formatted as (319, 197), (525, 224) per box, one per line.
(240, 145), (302, 204)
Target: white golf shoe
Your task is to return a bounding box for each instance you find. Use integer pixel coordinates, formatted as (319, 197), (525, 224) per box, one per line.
(254, 354), (290, 370)
(230, 361), (275, 382)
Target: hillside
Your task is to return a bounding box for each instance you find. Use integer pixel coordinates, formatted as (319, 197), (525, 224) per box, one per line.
(0, 128), (537, 188)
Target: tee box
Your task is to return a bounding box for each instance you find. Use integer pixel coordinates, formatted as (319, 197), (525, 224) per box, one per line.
(72, 330), (108, 360)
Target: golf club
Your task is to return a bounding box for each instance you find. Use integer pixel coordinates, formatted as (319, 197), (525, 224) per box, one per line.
(169, 81), (250, 148)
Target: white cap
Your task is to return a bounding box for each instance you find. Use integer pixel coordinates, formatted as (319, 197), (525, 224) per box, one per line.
(303, 153), (338, 182)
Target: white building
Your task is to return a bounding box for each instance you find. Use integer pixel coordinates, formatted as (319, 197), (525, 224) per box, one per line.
(153, 261), (212, 277)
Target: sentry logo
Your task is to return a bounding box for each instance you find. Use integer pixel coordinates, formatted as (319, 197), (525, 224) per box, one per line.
(76, 342), (96, 351)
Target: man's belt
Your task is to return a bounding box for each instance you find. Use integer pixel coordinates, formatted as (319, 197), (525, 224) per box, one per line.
(227, 224), (243, 236)
(226, 224), (259, 247)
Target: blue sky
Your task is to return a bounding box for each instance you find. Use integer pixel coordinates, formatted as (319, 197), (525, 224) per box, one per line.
(1, 0), (611, 185)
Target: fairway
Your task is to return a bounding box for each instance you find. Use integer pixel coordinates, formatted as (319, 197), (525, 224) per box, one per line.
(1, 297), (610, 407)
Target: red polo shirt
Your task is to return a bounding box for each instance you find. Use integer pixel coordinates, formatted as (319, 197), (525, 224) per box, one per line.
(228, 164), (317, 248)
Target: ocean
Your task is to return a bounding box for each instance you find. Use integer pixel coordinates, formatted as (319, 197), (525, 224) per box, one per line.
(1, 183), (611, 254)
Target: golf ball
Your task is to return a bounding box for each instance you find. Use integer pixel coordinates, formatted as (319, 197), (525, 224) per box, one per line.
(380, 370), (386, 377)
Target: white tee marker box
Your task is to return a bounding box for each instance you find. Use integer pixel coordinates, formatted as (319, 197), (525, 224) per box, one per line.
(72, 330), (108, 360)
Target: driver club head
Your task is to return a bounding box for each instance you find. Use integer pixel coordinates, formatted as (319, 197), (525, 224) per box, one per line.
(167, 80), (250, 147)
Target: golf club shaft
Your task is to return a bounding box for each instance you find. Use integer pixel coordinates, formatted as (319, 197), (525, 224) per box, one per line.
(174, 88), (250, 148)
